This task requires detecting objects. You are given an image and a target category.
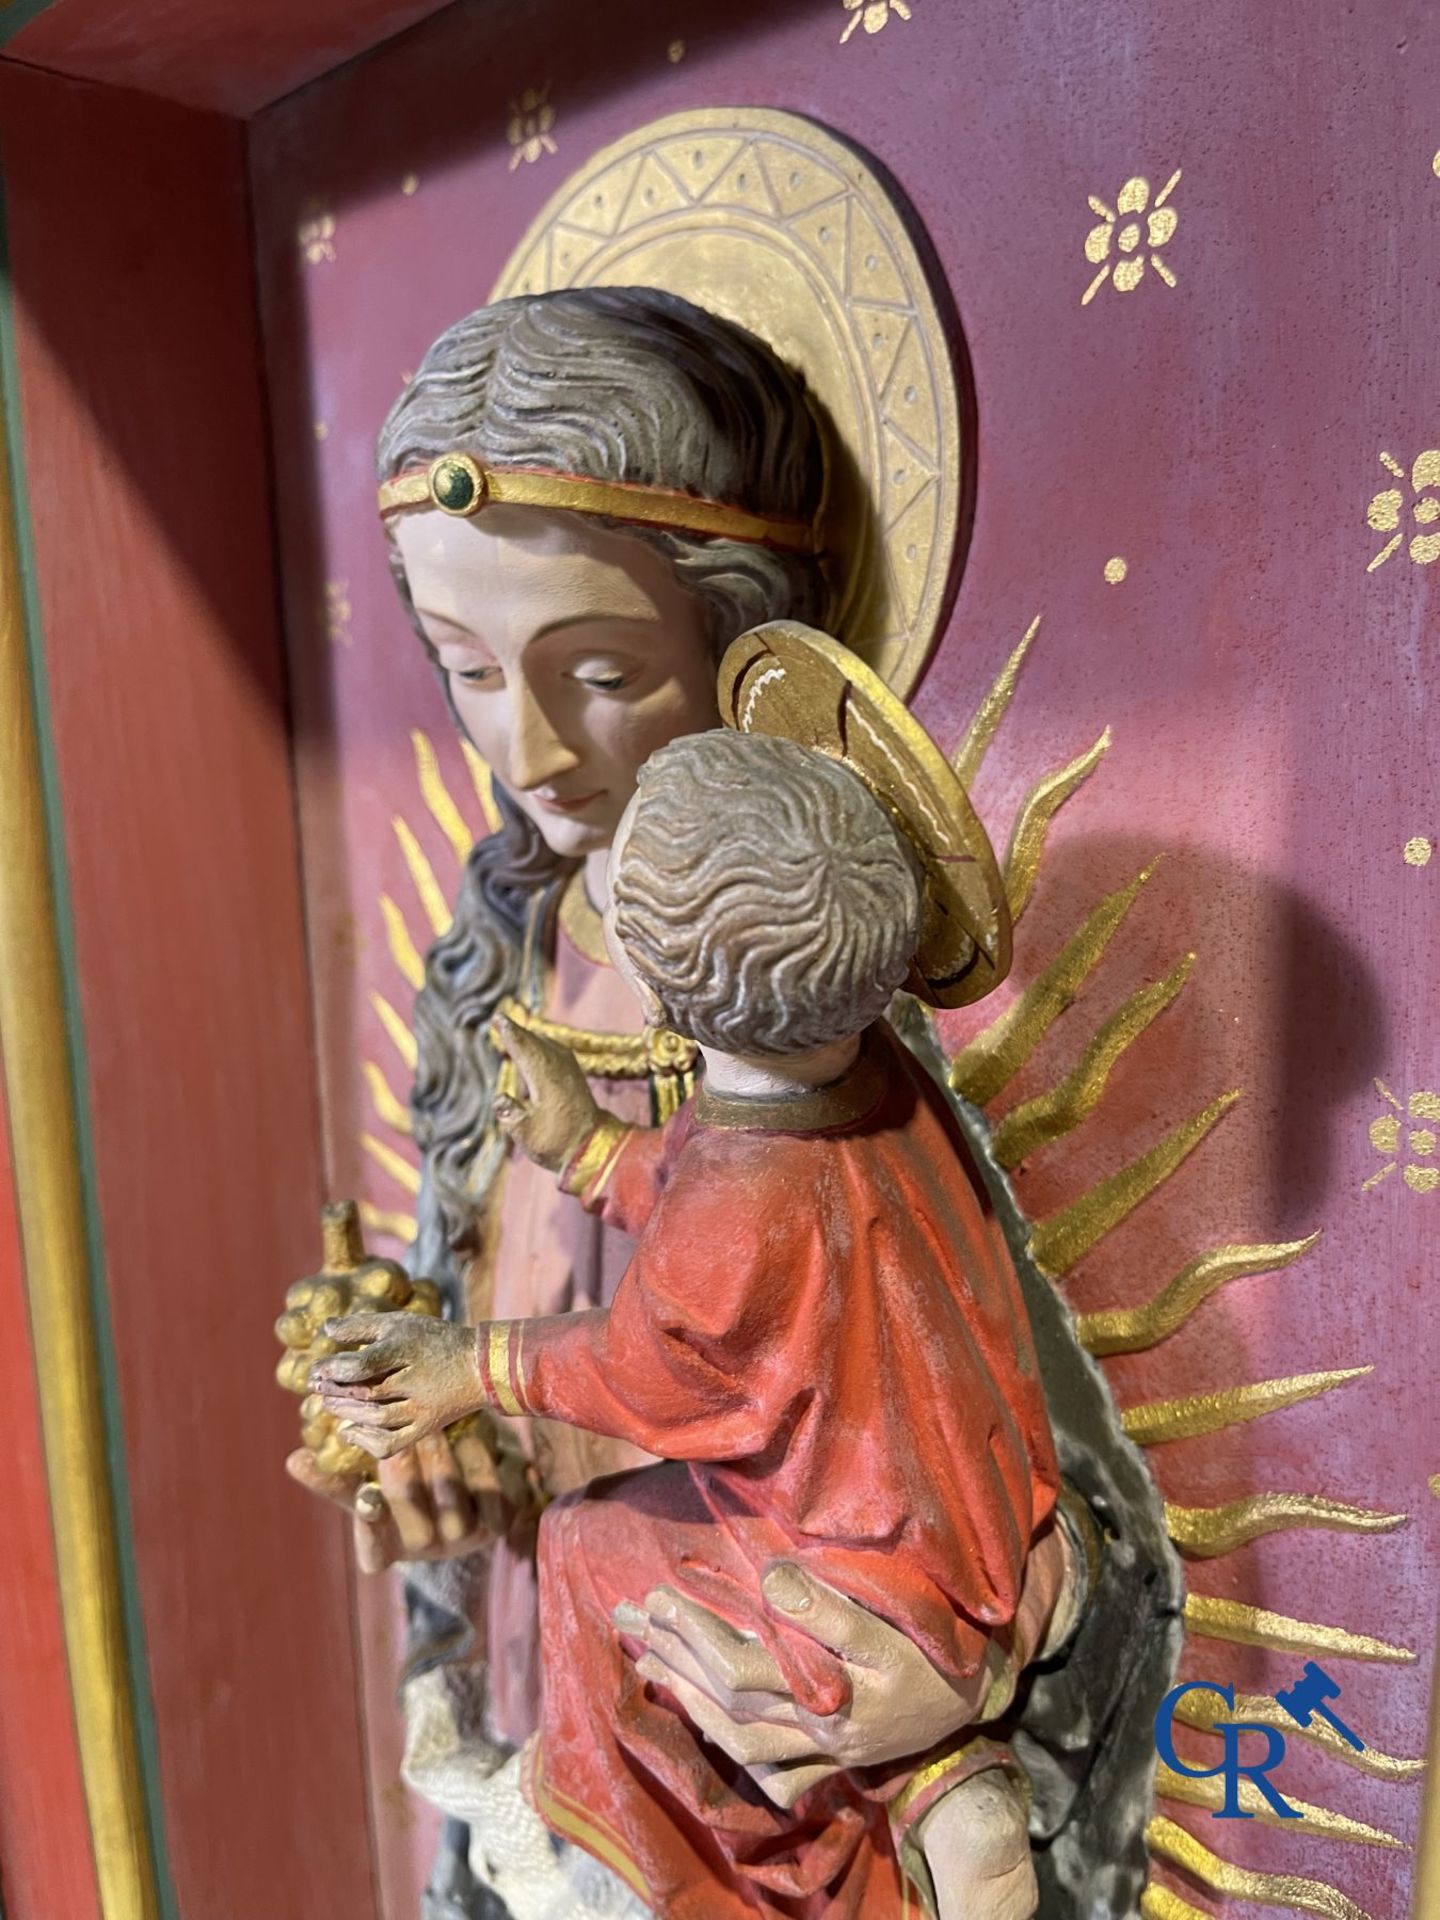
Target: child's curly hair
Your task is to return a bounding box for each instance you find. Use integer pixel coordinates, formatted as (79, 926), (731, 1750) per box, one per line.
(612, 732), (921, 1057)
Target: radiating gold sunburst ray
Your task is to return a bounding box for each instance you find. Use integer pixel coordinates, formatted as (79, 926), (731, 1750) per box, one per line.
(950, 861), (1160, 1108)
(379, 894), (426, 991)
(1165, 1493), (1407, 1558)
(362, 1060), (413, 1137)
(412, 728), (478, 864)
(1153, 1769), (1404, 1849)
(1169, 1685), (1423, 1783)
(1147, 1815), (1376, 1917)
(1183, 1594), (1415, 1664)
(1029, 1088), (1239, 1278)
(1139, 1889), (1211, 1920)
(370, 990), (419, 1073)
(952, 616), (1041, 788)
(991, 953), (1193, 1168)
(359, 1201), (419, 1245)
(1075, 1235), (1319, 1355)
(361, 1130), (421, 1197)
(1144, 1889), (1213, 1920)
(1121, 1366), (1372, 1447)
(1003, 729), (1111, 921)
(392, 817), (453, 937)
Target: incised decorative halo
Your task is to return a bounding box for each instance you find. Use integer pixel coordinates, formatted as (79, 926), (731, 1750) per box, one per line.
(491, 107), (970, 696)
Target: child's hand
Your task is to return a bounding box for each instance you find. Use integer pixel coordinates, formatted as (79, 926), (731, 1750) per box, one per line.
(310, 1312), (483, 1460)
(490, 1014), (600, 1172)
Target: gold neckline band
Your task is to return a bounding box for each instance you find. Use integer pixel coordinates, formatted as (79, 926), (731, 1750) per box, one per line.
(378, 453), (820, 555)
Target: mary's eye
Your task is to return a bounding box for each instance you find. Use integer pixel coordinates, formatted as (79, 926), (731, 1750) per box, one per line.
(570, 660), (637, 692)
(451, 663), (501, 688)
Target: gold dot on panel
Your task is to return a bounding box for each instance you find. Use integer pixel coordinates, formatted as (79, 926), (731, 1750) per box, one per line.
(668, 38), (686, 62)
(314, 421), (329, 441)
(401, 173), (420, 196)
(1432, 150), (1440, 179)
(1103, 555), (1128, 584)
(1404, 835), (1433, 867)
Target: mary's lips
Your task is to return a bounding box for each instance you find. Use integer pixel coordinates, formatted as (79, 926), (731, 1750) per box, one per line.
(532, 789), (604, 814)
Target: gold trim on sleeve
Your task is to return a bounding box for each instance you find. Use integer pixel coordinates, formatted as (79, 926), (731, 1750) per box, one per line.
(486, 1321), (525, 1417)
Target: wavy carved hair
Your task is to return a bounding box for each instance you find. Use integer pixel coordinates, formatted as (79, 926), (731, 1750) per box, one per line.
(613, 733), (921, 1057)
(376, 289), (830, 1267)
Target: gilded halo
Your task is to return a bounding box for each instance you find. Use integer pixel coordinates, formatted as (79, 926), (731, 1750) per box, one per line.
(719, 621), (1011, 1008)
(490, 107), (970, 697)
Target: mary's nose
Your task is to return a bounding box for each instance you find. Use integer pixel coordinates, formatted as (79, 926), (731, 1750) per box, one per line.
(507, 679), (582, 791)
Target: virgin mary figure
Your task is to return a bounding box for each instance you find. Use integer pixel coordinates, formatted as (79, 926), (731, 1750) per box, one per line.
(291, 281), (1176, 1920)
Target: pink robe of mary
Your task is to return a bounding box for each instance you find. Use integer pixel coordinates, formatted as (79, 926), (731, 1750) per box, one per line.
(474, 913), (655, 1744)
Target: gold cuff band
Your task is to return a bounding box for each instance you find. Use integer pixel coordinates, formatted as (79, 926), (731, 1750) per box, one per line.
(378, 453), (820, 555)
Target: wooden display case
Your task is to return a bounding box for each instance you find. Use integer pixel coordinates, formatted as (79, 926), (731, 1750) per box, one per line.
(0, 4), (1436, 1919)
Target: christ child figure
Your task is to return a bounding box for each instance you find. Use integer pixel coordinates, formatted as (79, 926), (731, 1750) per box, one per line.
(317, 652), (1066, 1920)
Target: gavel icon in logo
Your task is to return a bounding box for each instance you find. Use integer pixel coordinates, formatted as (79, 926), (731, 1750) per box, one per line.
(1273, 1660), (1366, 1752)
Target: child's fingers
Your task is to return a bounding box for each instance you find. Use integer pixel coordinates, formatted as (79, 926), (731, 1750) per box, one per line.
(493, 1017), (567, 1102)
(310, 1341), (399, 1386)
(323, 1311), (392, 1348)
(492, 1094), (530, 1132)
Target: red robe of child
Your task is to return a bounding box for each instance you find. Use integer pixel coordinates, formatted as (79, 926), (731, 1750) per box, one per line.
(475, 1021), (1058, 1919)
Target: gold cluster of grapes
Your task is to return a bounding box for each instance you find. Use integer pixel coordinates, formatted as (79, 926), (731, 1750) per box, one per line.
(276, 1201), (442, 1481)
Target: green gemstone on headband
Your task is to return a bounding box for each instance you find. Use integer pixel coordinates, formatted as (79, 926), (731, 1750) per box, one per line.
(430, 455), (482, 514)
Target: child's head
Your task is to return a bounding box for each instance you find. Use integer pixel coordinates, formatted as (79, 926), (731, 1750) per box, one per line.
(607, 731), (921, 1057)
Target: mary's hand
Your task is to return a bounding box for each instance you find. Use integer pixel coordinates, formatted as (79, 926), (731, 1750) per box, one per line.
(615, 1563), (985, 1810)
(286, 1425), (510, 1574)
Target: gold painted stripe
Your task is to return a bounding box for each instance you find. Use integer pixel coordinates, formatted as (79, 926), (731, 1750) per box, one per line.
(1076, 1234), (1319, 1355)
(532, 1764), (652, 1901)
(951, 615), (1040, 788)
(358, 1202), (418, 1245)
(392, 816), (452, 936)
(370, 991), (419, 1073)
(991, 952), (1193, 1167)
(1165, 1492), (1407, 1558)
(412, 728), (475, 864)
(361, 1060), (412, 1137)
(1004, 728), (1111, 921)
(361, 1131), (422, 1197)
(461, 739), (505, 836)
(949, 859), (1159, 1108)
(1154, 1772), (1404, 1849)
(1029, 1088), (1239, 1278)
(379, 894), (425, 991)
(0, 341), (162, 1915)
(1148, 1815), (1375, 1918)
(1170, 1685), (1423, 1783)
(487, 1322), (523, 1417)
(1139, 1887), (1212, 1920)
(1183, 1593), (1415, 1663)
(1121, 1366), (1371, 1447)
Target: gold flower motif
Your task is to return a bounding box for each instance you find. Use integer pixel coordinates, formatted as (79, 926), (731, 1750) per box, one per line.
(840, 0), (913, 43)
(1082, 171), (1180, 306)
(326, 580), (353, 648)
(1366, 449), (1440, 570)
(507, 87), (558, 169)
(297, 208), (336, 266)
(1365, 1080), (1440, 1193)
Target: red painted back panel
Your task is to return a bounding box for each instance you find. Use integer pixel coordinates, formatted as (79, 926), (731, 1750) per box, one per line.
(0, 66), (380, 1920)
(0, 1081), (101, 1920)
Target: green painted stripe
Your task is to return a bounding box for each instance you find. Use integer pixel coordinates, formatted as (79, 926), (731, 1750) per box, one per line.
(0, 172), (179, 1920)
(0, 0), (58, 49)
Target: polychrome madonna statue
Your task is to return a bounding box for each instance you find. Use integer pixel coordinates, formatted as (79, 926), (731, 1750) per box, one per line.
(285, 286), (1179, 1920)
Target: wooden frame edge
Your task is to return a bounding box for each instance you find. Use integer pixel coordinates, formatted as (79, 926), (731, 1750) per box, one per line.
(0, 275), (162, 1920)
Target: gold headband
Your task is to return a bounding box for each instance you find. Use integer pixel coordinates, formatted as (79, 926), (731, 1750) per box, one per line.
(377, 453), (820, 555)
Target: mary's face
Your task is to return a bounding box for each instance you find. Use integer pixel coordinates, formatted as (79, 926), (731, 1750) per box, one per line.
(396, 505), (719, 858)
